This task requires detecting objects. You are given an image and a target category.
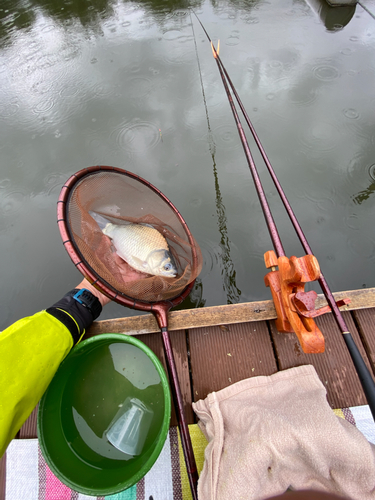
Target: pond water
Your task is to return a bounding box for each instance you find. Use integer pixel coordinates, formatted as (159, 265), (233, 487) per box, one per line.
(1, 0), (375, 330)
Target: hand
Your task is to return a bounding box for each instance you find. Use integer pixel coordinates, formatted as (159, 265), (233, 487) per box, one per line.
(76, 278), (112, 307)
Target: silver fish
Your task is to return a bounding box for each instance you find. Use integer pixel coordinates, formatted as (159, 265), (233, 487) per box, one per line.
(89, 211), (177, 277)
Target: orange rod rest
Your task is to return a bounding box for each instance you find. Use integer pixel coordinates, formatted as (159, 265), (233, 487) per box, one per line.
(264, 250), (350, 354)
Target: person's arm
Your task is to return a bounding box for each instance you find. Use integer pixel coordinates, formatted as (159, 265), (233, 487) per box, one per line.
(0, 279), (110, 457)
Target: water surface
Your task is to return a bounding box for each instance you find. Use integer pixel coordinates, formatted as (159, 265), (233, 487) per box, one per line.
(1, 0), (375, 329)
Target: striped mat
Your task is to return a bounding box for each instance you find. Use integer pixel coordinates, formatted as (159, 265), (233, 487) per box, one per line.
(5, 406), (375, 500)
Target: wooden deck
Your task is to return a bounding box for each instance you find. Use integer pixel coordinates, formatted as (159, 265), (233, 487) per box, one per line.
(1, 287), (375, 500)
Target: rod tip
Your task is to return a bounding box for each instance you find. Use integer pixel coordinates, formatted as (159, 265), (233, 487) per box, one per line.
(210, 40), (220, 58)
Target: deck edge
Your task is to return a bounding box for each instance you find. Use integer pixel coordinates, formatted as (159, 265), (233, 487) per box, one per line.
(87, 287), (375, 336)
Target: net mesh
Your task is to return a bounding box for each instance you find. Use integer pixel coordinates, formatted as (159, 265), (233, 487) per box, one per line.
(66, 170), (202, 303)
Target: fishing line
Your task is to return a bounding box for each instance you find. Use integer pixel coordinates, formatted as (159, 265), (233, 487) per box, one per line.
(358, 1), (375, 21)
(190, 10), (242, 304)
(191, 11), (375, 421)
(189, 10), (215, 157)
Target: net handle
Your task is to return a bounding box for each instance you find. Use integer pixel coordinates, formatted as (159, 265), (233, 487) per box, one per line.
(57, 166), (198, 309)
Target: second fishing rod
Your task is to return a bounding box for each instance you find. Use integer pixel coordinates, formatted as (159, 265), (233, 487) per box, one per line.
(192, 11), (375, 421)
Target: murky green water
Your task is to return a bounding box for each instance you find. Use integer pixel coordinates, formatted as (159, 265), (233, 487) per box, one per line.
(1, 0), (375, 330)
(62, 343), (165, 467)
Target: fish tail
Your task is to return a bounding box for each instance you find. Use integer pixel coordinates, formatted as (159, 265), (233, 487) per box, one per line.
(89, 211), (110, 231)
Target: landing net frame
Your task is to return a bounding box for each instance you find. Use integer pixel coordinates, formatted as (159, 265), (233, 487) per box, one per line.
(57, 165), (200, 311)
(57, 166), (200, 498)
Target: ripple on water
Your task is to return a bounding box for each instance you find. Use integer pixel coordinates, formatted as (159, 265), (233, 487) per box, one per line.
(241, 15), (259, 24)
(32, 98), (56, 114)
(44, 173), (67, 196)
(113, 121), (160, 152)
(34, 53), (60, 72)
(347, 235), (375, 259)
(0, 179), (11, 190)
(0, 102), (19, 118)
(225, 30), (240, 46)
(313, 64), (340, 81)
(189, 197), (202, 208)
(41, 23), (56, 33)
(59, 80), (82, 98)
(298, 122), (340, 152)
(345, 214), (360, 230)
(370, 164), (375, 181)
(171, 10), (188, 18)
(31, 80), (55, 95)
(198, 239), (220, 280)
(60, 44), (81, 62)
(126, 77), (152, 99)
(163, 45), (195, 65)
(163, 28), (183, 41)
(341, 47), (354, 56)
(343, 108), (360, 119)
(303, 192), (336, 212)
(1, 191), (26, 214)
(212, 124), (241, 151)
(288, 84), (318, 107)
(92, 82), (115, 98)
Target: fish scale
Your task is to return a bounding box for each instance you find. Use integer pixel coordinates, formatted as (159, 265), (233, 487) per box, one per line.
(105, 223), (169, 263)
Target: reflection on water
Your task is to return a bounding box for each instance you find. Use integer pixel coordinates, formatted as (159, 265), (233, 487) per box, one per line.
(1, 0), (375, 330)
(109, 343), (160, 389)
(212, 158), (242, 304)
(352, 164), (375, 205)
(305, 0), (356, 31)
(0, 0), (200, 47)
(191, 11), (241, 304)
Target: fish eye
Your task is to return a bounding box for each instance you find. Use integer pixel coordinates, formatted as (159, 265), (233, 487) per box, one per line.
(164, 263), (172, 271)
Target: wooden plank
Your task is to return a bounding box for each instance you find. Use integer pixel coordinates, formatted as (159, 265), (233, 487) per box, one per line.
(133, 331), (194, 426)
(88, 288), (375, 336)
(188, 321), (278, 403)
(270, 311), (374, 409)
(352, 308), (375, 374)
(88, 300), (277, 335)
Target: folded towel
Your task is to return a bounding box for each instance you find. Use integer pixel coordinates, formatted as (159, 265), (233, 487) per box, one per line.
(192, 365), (375, 500)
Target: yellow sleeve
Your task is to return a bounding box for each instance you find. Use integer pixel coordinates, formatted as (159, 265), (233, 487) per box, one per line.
(0, 311), (73, 456)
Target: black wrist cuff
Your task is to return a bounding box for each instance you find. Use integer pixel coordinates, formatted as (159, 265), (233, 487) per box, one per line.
(46, 288), (102, 344)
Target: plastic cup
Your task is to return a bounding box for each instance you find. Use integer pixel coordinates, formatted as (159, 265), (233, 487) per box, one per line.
(106, 397), (154, 456)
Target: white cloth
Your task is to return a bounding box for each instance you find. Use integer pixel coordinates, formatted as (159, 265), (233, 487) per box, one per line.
(193, 365), (375, 500)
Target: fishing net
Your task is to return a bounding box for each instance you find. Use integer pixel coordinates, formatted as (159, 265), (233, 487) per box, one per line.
(61, 168), (202, 303)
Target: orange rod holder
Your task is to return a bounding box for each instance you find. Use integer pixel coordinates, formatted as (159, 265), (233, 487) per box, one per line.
(264, 250), (350, 353)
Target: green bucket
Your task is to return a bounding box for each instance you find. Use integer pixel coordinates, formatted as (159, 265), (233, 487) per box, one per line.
(37, 333), (171, 496)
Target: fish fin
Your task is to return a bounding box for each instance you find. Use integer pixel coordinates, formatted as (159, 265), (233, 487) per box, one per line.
(131, 255), (149, 269)
(89, 211), (110, 231)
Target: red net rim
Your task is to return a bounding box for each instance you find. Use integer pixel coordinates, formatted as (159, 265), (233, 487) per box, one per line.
(57, 166), (198, 310)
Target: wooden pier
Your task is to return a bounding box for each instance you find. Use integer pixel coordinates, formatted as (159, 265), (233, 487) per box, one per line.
(1, 287), (375, 499)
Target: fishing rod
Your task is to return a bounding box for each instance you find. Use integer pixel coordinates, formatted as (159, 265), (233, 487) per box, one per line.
(192, 11), (375, 421)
